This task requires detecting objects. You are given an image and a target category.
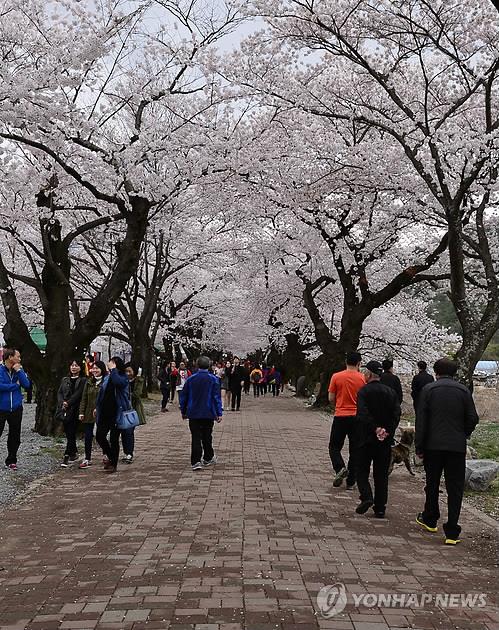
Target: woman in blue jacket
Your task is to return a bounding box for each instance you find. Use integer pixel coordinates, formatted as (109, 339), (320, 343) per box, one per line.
(95, 357), (130, 473)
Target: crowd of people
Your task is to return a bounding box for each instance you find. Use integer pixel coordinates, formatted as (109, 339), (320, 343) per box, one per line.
(0, 347), (480, 545)
(327, 352), (479, 545)
(157, 357), (284, 413)
(0, 350), (284, 474)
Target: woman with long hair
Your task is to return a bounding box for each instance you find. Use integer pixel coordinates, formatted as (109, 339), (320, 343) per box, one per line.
(57, 359), (87, 468)
(78, 360), (107, 469)
(95, 357), (129, 473)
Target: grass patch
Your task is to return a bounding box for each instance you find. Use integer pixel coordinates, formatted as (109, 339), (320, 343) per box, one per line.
(39, 444), (63, 459)
(469, 422), (499, 461)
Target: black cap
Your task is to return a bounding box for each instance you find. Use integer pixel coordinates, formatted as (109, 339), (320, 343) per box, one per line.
(365, 360), (383, 376)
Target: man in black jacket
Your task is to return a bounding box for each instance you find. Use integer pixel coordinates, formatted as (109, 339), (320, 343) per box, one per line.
(355, 360), (400, 518)
(415, 358), (479, 545)
(411, 361), (434, 413)
(229, 357), (246, 411)
(380, 359), (403, 404)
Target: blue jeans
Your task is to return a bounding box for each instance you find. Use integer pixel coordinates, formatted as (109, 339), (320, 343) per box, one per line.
(121, 427), (135, 456)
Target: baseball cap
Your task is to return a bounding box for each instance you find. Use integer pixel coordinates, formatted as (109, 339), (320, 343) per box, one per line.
(365, 360), (383, 376)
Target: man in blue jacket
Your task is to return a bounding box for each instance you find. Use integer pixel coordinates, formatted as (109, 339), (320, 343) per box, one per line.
(0, 348), (31, 470)
(180, 356), (223, 471)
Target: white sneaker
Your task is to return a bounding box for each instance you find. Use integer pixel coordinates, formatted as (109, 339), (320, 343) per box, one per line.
(202, 456), (218, 466)
(124, 454), (133, 464)
(192, 462), (203, 471)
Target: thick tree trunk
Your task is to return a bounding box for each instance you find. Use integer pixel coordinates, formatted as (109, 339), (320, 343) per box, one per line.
(280, 333), (308, 387)
(311, 328), (363, 407)
(1, 198), (150, 435)
(34, 379), (63, 436)
(455, 322), (499, 389)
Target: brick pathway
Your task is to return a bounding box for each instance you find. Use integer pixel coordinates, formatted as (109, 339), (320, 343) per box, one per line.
(0, 394), (497, 630)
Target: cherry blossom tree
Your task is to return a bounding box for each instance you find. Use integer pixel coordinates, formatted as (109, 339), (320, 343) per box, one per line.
(232, 0), (499, 384)
(0, 0), (244, 433)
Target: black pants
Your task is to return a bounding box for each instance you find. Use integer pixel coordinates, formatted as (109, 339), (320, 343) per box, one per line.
(160, 385), (169, 409)
(329, 416), (357, 485)
(96, 421), (120, 468)
(0, 408), (23, 465)
(170, 385), (176, 402)
(356, 440), (392, 512)
(26, 387), (33, 404)
(253, 383), (260, 397)
(63, 413), (78, 458)
(244, 382), (250, 394)
(271, 383), (280, 397)
(83, 423), (94, 460)
(422, 450), (465, 539)
(189, 419), (214, 465)
(231, 388), (242, 410)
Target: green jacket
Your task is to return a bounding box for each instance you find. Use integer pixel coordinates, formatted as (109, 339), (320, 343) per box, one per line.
(79, 378), (102, 424)
(131, 376), (146, 426)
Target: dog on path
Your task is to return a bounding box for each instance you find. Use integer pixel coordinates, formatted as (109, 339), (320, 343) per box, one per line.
(389, 426), (415, 476)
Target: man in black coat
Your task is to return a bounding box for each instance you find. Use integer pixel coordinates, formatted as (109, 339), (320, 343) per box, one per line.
(355, 360), (400, 518)
(380, 358), (403, 404)
(411, 361), (434, 413)
(415, 358), (479, 545)
(229, 357), (246, 411)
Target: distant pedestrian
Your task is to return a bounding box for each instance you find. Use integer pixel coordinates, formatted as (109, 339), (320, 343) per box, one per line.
(250, 365), (263, 397)
(411, 361), (434, 413)
(176, 361), (191, 401)
(221, 361), (232, 409)
(0, 348), (31, 471)
(355, 360), (400, 518)
(121, 364), (146, 464)
(415, 358), (479, 545)
(168, 362), (178, 402)
(78, 360), (107, 469)
(229, 357), (246, 411)
(95, 357), (130, 473)
(269, 366), (281, 397)
(157, 361), (170, 412)
(243, 361), (251, 395)
(328, 352), (365, 489)
(380, 359), (403, 404)
(57, 360), (87, 468)
(24, 374), (33, 404)
(260, 365), (269, 396)
(180, 356), (223, 471)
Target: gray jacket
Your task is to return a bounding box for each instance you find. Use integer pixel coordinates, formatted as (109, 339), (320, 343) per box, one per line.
(415, 377), (479, 453)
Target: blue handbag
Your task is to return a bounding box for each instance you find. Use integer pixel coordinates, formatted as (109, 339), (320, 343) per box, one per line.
(117, 408), (140, 430)
(116, 383), (140, 430)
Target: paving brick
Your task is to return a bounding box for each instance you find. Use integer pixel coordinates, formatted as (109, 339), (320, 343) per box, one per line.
(0, 396), (496, 630)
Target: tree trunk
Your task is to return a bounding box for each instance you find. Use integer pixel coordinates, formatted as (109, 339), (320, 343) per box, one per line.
(34, 379), (63, 436)
(311, 325), (364, 406)
(455, 320), (499, 389)
(280, 333), (308, 387)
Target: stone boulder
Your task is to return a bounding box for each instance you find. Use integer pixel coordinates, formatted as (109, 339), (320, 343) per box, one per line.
(465, 460), (499, 491)
(296, 375), (308, 397)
